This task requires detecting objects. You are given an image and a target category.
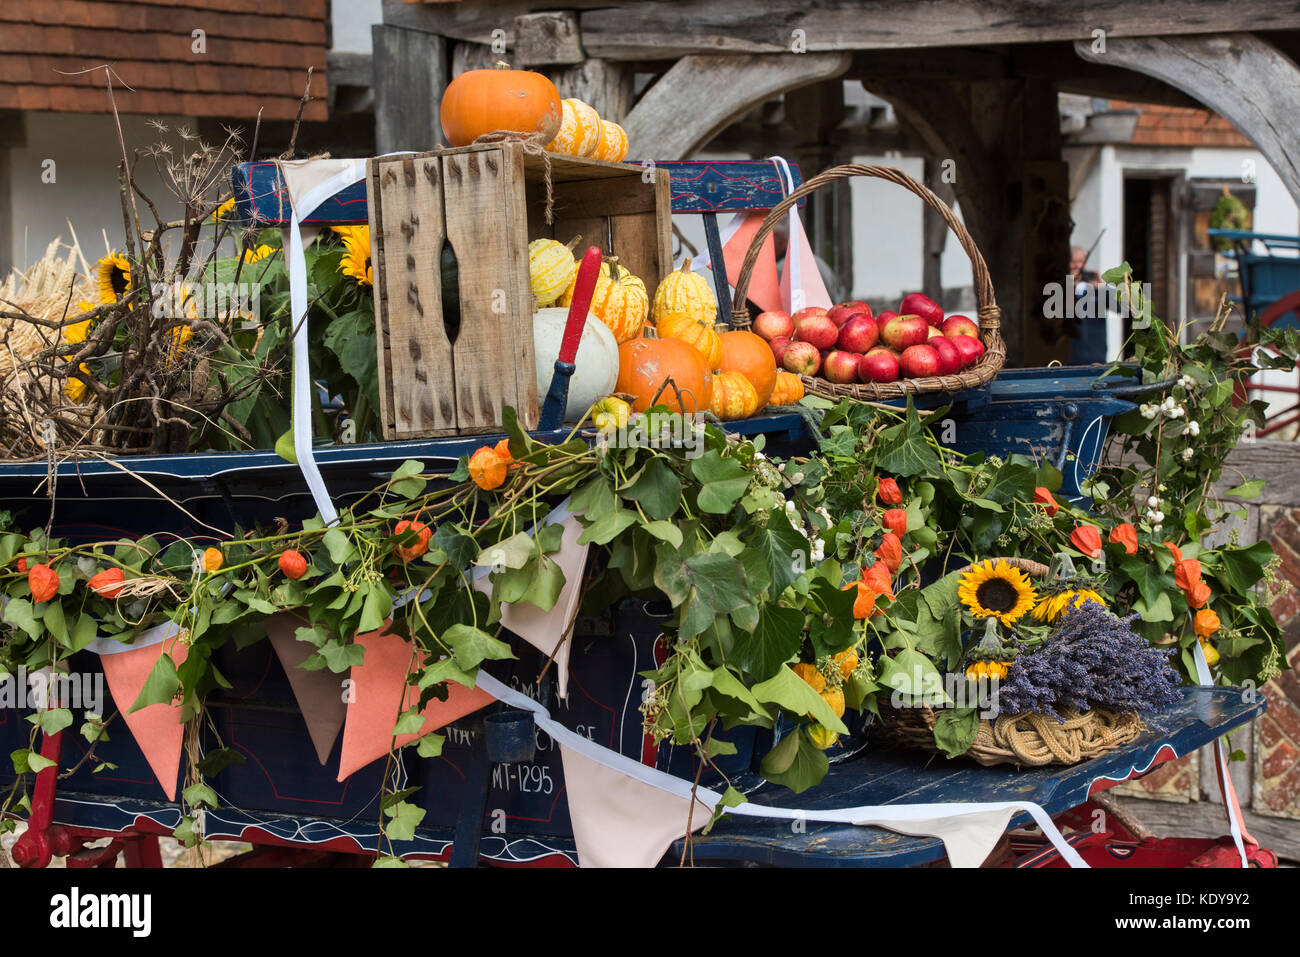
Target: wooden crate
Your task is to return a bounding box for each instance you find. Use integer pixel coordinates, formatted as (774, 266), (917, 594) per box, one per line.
(367, 143), (672, 440)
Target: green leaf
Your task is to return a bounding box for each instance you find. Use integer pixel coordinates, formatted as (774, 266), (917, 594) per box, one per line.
(384, 800), (427, 842)
(706, 738), (739, 758)
(372, 856), (410, 868)
(759, 728), (829, 794)
(35, 708), (73, 735)
(707, 667), (772, 722)
(416, 733), (445, 758)
(129, 653), (180, 713)
(1133, 591), (1174, 623)
(523, 554), (565, 612)
(691, 450), (751, 514)
(641, 521), (683, 549)
(387, 459), (428, 499)
(394, 706), (425, 736)
(751, 666), (848, 734)
(877, 649), (948, 705)
(933, 707), (980, 758)
(196, 748), (246, 777)
(575, 505), (639, 545)
(621, 458), (682, 521)
(432, 524), (478, 572)
(444, 623), (515, 669)
(751, 509), (811, 597)
(69, 613), (98, 652)
(476, 532), (535, 571)
(1225, 479), (1264, 498)
(323, 527), (354, 564)
(319, 638), (366, 673)
(183, 781), (221, 809)
(3, 598), (41, 639)
(358, 583), (393, 633)
(654, 549), (752, 641)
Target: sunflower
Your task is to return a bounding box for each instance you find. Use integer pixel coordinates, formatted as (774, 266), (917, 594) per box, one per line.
(243, 244), (275, 264)
(965, 661), (1010, 680)
(60, 300), (95, 402)
(94, 253), (131, 305)
(1031, 588), (1107, 624)
(213, 196), (236, 220)
(958, 559), (1038, 626)
(333, 226), (372, 287)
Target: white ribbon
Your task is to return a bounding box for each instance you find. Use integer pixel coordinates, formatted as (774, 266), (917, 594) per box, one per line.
(474, 671), (1088, 868)
(1192, 638), (1249, 867)
(770, 156), (803, 312)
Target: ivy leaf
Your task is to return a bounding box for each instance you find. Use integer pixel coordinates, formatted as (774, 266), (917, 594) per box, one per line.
(708, 667), (772, 722)
(415, 733), (445, 758)
(691, 450), (751, 514)
(1133, 591), (1174, 623)
(3, 598), (41, 640)
(877, 648), (948, 705)
(433, 524), (478, 572)
(319, 638), (366, 672)
(523, 554), (565, 612)
(37, 708), (73, 735)
(1225, 479), (1264, 499)
(759, 728), (829, 794)
(654, 548), (752, 641)
(641, 520), (683, 549)
(570, 475), (616, 521)
(384, 800), (426, 842)
(394, 706), (425, 736)
(476, 532), (535, 571)
(323, 527), (354, 564)
(387, 459), (427, 499)
(129, 653), (180, 713)
(373, 856), (410, 868)
(621, 458), (681, 521)
(358, 583), (393, 633)
(183, 781), (221, 809)
(444, 623), (515, 669)
(69, 613), (98, 652)
(933, 707), (980, 758)
(576, 506), (639, 546)
(751, 509), (810, 596)
(751, 666), (848, 734)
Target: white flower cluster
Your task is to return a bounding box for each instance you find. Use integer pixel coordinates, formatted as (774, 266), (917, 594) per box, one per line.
(1144, 494), (1165, 531)
(771, 499), (827, 562)
(1140, 396), (1188, 420)
(1177, 374), (1197, 390)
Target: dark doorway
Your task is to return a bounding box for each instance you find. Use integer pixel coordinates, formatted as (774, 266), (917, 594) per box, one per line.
(1121, 172), (1181, 354)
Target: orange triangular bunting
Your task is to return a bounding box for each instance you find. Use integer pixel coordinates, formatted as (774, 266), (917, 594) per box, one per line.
(98, 638), (189, 801)
(337, 628), (492, 781)
(265, 613), (348, 765)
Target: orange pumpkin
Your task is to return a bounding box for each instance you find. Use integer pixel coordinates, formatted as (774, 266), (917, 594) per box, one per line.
(592, 119), (629, 162)
(656, 310), (722, 369)
(560, 259), (647, 343)
(767, 370), (805, 407)
(709, 370), (760, 421)
(440, 63), (562, 147)
(546, 99), (602, 156)
(615, 337), (712, 414)
(718, 329), (777, 406)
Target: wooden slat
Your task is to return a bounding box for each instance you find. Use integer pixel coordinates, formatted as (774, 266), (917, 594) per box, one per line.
(441, 144), (538, 432)
(371, 154), (458, 438)
(373, 24), (448, 154)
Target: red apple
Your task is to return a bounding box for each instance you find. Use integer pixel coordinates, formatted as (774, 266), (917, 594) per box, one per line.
(899, 292), (944, 328)
(949, 334), (985, 368)
(828, 300), (873, 328)
(859, 349), (900, 383)
(769, 336), (793, 365)
(793, 312), (839, 351)
(823, 350), (861, 384)
(876, 310), (898, 326)
(880, 313), (929, 351)
(942, 314), (979, 339)
(782, 340), (822, 376)
(753, 310), (794, 341)
(837, 314), (879, 353)
(900, 343), (941, 378)
(930, 337), (963, 375)
(791, 306), (829, 323)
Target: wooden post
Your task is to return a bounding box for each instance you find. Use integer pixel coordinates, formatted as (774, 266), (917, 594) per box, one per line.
(373, 24), (449, 153)
(546, 59), (634, 121)
(1075, 32), (1300, 206)
(921, 155), (956, 304)
(514, 11), (585, 66)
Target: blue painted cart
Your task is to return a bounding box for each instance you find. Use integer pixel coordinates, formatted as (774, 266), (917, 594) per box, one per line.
(0, 157), (1223, 868)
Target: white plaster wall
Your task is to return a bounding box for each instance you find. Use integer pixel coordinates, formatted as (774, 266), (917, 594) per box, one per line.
(330, 0), (383, 53)
(6, 113), (191, 273)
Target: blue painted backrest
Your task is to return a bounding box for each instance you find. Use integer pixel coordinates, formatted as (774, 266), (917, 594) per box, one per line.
(232, 158), (804, 320)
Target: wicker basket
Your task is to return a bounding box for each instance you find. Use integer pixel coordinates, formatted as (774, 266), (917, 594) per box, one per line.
(878, 556), (1143, 767)
(728, 164), (1006, 401)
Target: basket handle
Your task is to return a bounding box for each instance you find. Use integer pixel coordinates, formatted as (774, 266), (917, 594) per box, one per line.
(729, 164), (1000, 337)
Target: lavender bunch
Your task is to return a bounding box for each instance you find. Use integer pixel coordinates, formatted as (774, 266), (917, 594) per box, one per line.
(997, 601), (1183, 718)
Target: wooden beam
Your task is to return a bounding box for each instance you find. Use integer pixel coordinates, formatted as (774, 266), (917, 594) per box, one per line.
(372, 24), (448, 153)
(1074, 33), (1300, 204)
(1115, 795), (1299, 863)
(622, 53), (851, 160)
(514, 11), (585, 66)
(567, 0), (1300, 60)
(544, 59), (634, 121)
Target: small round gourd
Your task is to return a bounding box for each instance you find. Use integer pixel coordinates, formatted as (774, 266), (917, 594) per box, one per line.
(528, 235), (580, 307)
(546, 99), (602, 156)
(709, 370), (760, 421)
(440, 62), (562, 146)
(560, 259), (648, 343)
(767, 370), (806, 407)
(592, 120), (629, 162)
(652, 258), (718, 326)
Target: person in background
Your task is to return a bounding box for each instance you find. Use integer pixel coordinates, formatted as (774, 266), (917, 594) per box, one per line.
(1067, 245), (1108, 365)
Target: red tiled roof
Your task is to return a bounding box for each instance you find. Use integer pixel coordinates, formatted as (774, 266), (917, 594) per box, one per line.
(1108, 100), (1251, 148)
(0, 1), (328, 121)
